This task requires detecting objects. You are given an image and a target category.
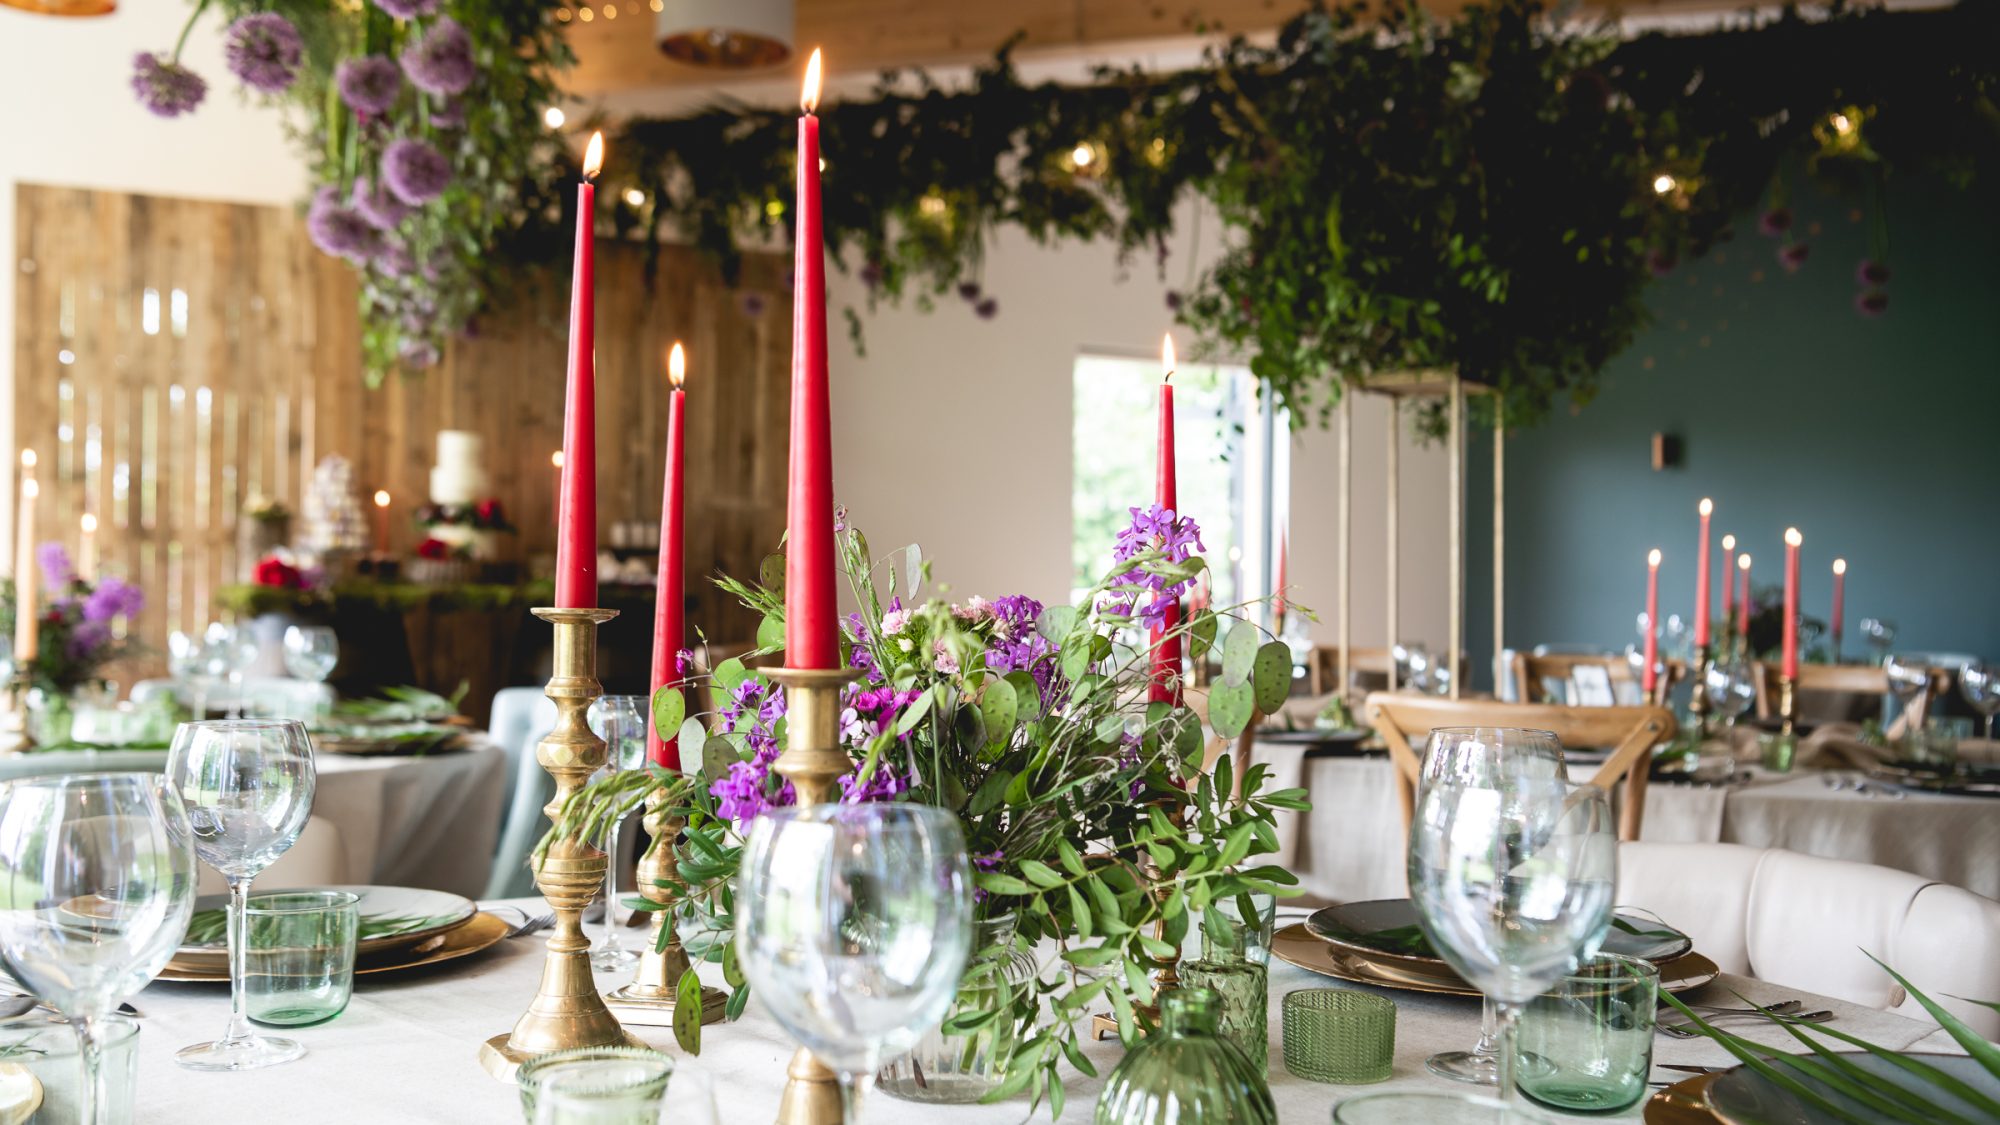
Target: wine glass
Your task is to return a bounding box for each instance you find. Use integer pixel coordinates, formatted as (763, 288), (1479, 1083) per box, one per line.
(282, 626), (339, 684)
(1884, 654), (1934, 738)
(1960, 661), (1999, 743)
(1413, 728), (1568, 1086)
(201, 622), (258, 719)
(0, 774), (197, 1124)
(167, 719), (318, 1070)
(587, 695), (647, 972)
(168, 629), (212, 720)
(736, 804), (973, 1121)
(1861, 618), (1897, 663)
(1409, 735), (1615, 1106)
(1706, 656), (1757, 727)
(1661, 613), (1692, 663)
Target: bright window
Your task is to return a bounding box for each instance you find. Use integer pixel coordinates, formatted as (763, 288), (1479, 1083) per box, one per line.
(1070, 351), (1289, 618)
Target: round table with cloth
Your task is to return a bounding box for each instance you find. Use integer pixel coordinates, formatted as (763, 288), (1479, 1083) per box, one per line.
(0, 735), (507, 898)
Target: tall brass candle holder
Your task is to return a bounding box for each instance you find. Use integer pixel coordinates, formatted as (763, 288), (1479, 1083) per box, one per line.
(604, 792), (729, 1024)
(1686, 642), (1714, 740)
(765, 666), (857, 1125)
(1778, 674), (1799, 738)
(480, 607), (647, 1081)
(1761, 673), (1801, 772)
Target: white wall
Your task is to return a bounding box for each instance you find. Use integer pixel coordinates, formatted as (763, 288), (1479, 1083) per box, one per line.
(0, 3), (307, 559)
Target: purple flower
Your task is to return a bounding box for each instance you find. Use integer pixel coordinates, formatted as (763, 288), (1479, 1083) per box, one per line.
(838, 762), (908, 804)
(373, 0), (438, 17)
(82, 577), (143, 623)
(708, 679), (796, 827)
(398, 338), (441, 368)
(1105, 504), (1205, 630)
(131, 53), (207, 118)
(1855, 260), (1891, 287)
(430, 96), (466, 129)
(36, 544), (74, 592)
(336, 56), (402, 115)
(383, 138), (451, 205)
(973, 849), (1005, 871)
(1164, 290), (1184, 312)
(306, 188), (382, 264)
(223, 13), (303, 95)
(839, 683), (923, 745)
(1646, 249), (1677, 278)
(957, 281), (981, 302)
(400, 17), (476, 97)
(974, 298), (998, 320)
(832, 505), (848, 533)
(1777, 243), (1810, 273)
(984, 593), (1060, 700)
(674, 648), (696, 677)
(858, 261), (884, 290)
(351, 177), (412, 231)
(738, 291), (769, 319)
(1758, 208), (1793, 237)
(372, 240), (416, 278)
(67, 621), (111, 663)
(1854, 290), (1889, 318)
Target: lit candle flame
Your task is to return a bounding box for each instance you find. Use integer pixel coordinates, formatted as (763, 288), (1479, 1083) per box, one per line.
(21, 479), (37, 500)
(80, 513), (96, 533)
(1721, 533), (1736, 551)
(1648, 548), (1662, 568)
(1698, 497), (1712, 517)
(1784, 527), (1802, 547)
(668, 342), (686, 388)
(373, 489), (391, 509)
(1739, 554), (1752, 570)
(1833, 558), (1847, 575)
(801, 48), (823, 113)
(582, 132), (604, 181)
(1161, 333), (1176, 381)
(19, 450), (35, 470)
(551, 450), (564, 469)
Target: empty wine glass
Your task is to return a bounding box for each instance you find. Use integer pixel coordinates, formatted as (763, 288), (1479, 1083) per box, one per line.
(1661, 613), (1692, 663)
(167, 719), (317, 1070)
(282, 626), (339, 684)
(1884, 654), (1934, 737)
(202, 622), (258, 719)
(587, 695), (647, 972)
(736, 804), (973, 1122)
(1414, 728), (1568, 1086)
(1861, 618), (1897, 662)
(1960, 660), (1999, 742)
(1409, 736), (1615, 1107)
(1706, 656), (1757, 727)
(0, 774), (197, 1124)
(168, 629), (212, 720)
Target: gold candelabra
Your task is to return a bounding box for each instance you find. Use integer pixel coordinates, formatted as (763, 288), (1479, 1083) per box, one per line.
(1778, 674), (1799, 737)
(604, 791), (729, 1024)
(1686, 642), (1714, 740)
(480, 607), (647, 1081)
(765, 666), (857, 1125)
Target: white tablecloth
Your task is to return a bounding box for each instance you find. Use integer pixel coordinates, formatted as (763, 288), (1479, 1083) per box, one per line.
(121, 898), (1954, 1123)
(1255, 742), (2000, 902)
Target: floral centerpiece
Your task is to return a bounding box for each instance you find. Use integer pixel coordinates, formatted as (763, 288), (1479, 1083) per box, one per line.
(553, 505), (1307, 1115)
(0, 545), (146, 746)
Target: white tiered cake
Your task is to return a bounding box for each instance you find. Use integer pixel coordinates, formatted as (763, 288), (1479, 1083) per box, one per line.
(427, 430), (496, 560)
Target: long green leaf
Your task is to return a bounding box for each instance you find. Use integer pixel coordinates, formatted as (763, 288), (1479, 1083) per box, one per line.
(1866, 952), (2000, 1084)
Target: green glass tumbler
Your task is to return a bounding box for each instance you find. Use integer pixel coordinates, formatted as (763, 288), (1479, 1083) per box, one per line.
(1094, 988), (1276, 1125)
(1281, 989), (1394, 1084)
(1515, 953), (1659, 1113)
(518, 1047), (674, 1125)
(244, 891), (359, 1028)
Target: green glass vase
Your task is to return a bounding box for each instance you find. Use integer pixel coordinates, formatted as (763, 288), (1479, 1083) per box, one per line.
(1094, 988), (1278, 1125)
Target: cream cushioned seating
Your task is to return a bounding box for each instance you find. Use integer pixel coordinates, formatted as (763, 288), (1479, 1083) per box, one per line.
(1619, 841), (2000, 1038)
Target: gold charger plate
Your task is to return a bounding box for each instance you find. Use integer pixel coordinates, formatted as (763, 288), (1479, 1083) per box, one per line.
(158, 910), (509, 982)
(1645, 1074), (1721, 1125)
(1272, 923), (1721, 997)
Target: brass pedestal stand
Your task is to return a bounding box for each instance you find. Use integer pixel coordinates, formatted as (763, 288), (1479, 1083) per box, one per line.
(1778, 675), (1799, 738)
(604, 792), (729, 1026)
(479, 607), (646, 1081)
(1686, 643), (1714, 740)
(766, 666), (857, 1125)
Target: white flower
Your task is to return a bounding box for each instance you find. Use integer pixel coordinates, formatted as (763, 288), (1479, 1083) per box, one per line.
(898, 638), (915, 653)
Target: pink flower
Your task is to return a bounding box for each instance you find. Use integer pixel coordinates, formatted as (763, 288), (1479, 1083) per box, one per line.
(880, 608), (911, 636)
(933, 641), (959, 675)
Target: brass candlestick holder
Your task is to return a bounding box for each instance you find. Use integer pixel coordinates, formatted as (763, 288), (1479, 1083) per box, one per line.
(1686, 642), (1714, 740)
(604, 791), (729, 1024)
(767, 666), (858, 1125)
(1778, 674), (1799, 737)
(480, 607), (647, 1081)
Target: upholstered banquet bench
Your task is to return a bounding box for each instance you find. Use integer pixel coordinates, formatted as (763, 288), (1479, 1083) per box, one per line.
(1619, 842), (2000, 1038)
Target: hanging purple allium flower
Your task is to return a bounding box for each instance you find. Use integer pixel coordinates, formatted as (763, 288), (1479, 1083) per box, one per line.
(335, 56), (402, 115)
(131, 52), (207, 118)
(371, 240), (415, 279)
(1757, 208), (1793, 237)
(36, 544), (75, 593)
(956, 281), (981, 302)
(974, 298), (998, 320)
(857, 261), (885, 290)
(1855, 260), (1891, 287)
(738, 291), (769, 319)
(1777, 242), (1810, 273)
(372, 0), (439, 17)
(382, 137), (451, 205)
(306, 190), (382, 264)
(82, 577), (144, 623)
(398, 338), (441, 368)
(223, 13), (303, 94)
(1104, 503), (1206, 630)
(1646, 249), (1677, 278)
(1164, 290), (1184, 312)
(400, 17), (476, 97)
(350, 177), (412, 231)
(430, 96), (466, 129)
(67, 621), (112, 664)
(1854, 290), (1889, 318)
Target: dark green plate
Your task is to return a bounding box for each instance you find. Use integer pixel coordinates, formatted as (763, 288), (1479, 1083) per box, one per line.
(1305, 898), (1692, 966)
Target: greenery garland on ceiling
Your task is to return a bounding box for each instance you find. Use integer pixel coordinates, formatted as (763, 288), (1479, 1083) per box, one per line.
(604, 0), (1996, 432)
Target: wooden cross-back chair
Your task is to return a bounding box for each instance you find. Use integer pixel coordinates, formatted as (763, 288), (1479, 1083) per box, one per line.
(1750, 661), (1949, 734)
(1309, 646), (1469, 700)
(1512, 651), (1684, 708)
(1364, 693), (1677, 842)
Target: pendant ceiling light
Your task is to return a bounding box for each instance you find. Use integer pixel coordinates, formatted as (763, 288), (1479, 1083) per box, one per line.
(656, 0), (792, 68)
(0, 0), (114, 15)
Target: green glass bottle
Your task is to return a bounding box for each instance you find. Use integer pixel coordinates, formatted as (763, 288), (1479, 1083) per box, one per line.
(1094, 988), (1278, 1125)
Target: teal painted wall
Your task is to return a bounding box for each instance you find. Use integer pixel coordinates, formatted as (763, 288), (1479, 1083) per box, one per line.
(1465, 172), (2000, 686)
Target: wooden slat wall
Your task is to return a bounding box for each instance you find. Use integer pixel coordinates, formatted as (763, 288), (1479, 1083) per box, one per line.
(13, 183), (792, 680)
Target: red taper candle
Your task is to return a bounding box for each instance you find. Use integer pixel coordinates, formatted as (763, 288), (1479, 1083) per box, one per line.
(1693, 499), (1712, 648)
(1720, 534), (1737, 625)
(784, 50), (837, 669)
(1151, 333), (1182, 705)
(1831, 557), (1847, 653)
(1782, 529), (1802, 679)
(1643, 549), (1661, 695)
(554, 132), (604, 609)
(1738, 554), (1752, 638)
(647, 343), (688, 769)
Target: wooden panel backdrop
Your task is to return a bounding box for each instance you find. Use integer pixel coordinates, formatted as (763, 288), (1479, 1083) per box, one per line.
(13, 183), (792, 682)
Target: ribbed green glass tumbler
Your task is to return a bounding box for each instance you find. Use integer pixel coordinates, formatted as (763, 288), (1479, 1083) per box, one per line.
(1281, 989), (1395, 1084)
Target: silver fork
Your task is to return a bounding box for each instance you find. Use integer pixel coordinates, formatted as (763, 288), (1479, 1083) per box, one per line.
(506, 912), (556, 939)
(1659, 1010), (1834, 1038)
